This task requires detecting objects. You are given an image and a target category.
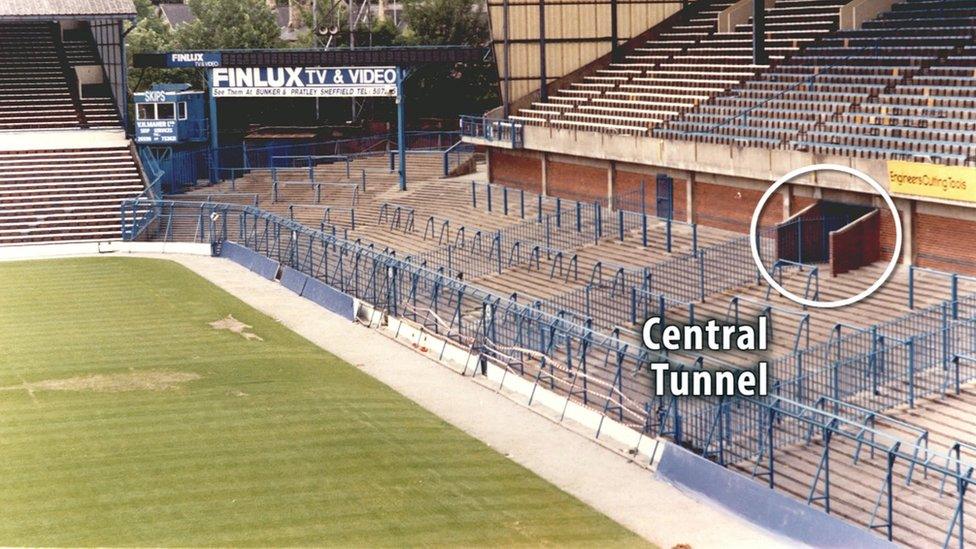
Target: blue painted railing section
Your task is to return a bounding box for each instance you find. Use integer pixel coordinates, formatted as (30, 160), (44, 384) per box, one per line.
(459, 115), (524, 148)
(145, 131), (461, 194)
(120, 199), (702, 424)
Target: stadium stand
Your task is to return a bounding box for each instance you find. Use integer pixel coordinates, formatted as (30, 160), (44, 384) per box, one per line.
(511, 0), (851, 134)
(657, 0), (976, 163)
(0, 21), (121, 130)
(0, 1), (146, 246)
(0, 145), (144, 243)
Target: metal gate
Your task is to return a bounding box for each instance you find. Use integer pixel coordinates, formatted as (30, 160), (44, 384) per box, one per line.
(656, 173), (673, 220)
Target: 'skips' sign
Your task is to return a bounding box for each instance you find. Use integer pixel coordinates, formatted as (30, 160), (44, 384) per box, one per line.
(210, 66), (398, 98)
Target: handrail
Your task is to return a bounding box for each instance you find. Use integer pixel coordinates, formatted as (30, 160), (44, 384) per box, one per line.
(765, 259), (820, 303)
(726, 294), (811, 353)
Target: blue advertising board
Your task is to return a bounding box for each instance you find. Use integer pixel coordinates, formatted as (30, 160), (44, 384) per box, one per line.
(210, 66), (399, 98)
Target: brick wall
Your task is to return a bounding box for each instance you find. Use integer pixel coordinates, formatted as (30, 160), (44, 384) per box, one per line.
(915, 212), (976, 275)
(672, 179), (687, 221)
(830, 211), (881, 276)
(615, 169), (656, 213)
(548, 160), (607, 203)
(489, 149), (541, 193)
(879, 208), (899, 262)
(791, 194), (817, 216)
(777, 203), (828, 263)
(694, 181), (782, 233)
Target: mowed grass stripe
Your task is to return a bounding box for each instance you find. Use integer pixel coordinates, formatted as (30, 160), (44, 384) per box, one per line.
(0, 257), (650, 547)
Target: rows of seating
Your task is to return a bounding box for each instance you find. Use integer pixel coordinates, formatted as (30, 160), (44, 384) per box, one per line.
(511, 0), (849, 135)
(655, 0), (976, 165)
(0, 147), (146, 244)
(0, 21), (120, 132)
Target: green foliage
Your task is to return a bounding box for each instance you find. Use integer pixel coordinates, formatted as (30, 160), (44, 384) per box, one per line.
(401, 0), (488, 46)
(399, 0), (498, 119)
(124, 0), (499, 122)
(0, 258), (648, 547)
(132, 0), (155, 20)
(177, 0), (284, 50)
(124, 2), (185, 92)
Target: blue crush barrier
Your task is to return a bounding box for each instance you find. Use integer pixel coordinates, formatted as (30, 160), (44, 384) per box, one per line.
(655, 443), (895, 548)
(219, 241), (280, 281)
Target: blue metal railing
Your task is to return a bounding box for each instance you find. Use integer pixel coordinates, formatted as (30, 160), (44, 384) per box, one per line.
(460, 115), (524, 148)
(442, 140), (476, 176)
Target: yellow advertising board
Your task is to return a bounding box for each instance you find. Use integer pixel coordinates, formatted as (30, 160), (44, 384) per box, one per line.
(888, 160), (976, 203)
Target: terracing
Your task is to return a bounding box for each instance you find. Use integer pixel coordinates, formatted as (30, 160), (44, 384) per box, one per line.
(133, 149), (976, 543)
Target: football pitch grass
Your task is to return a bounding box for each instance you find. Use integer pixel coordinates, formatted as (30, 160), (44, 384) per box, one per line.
(0, 257), (649, 547)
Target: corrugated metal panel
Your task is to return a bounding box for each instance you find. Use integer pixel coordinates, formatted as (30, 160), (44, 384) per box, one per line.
(0, 0), (136, 18)
(489, 0), (687, 108)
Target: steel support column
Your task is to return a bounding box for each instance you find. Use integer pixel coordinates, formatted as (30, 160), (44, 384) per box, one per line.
(610, 0), (619, 61)
(539, 0), (548, 101)
(206, 69), (220, 184)
(396, 66), (407, 191)
(502, 0), (511, 117)
(753, 0), (767, 65)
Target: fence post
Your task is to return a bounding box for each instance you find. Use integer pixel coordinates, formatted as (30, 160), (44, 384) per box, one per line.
(666, 217), (672, 253)
(952, 274), (959, 319)
(503, 186), (509, 216)
(698, 250), (706, 302)
(594, 201), (602, 243)
(496, 230), (503, 274)
(487, 184), (493, 212)
(545, 215), (551, 249)
(797, 217), (803, 262)
(520, 190), (525, 219)
(618, 210), (625, 241)
(908, 266), (915, 309)
(630, 287), (637, 324)
(797, 350), (804, 402)
(692, 224), (698, 256)
(942, 302), (950, 371)
(537, 194), (543, 223)
(556, 198), (561, 228)
(908, 337), (916, 408)
(642, 212), (648, 247)
(576, 201), (582, 232)
(471, 181), (477, 208)
(871, 325), (879, 397)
